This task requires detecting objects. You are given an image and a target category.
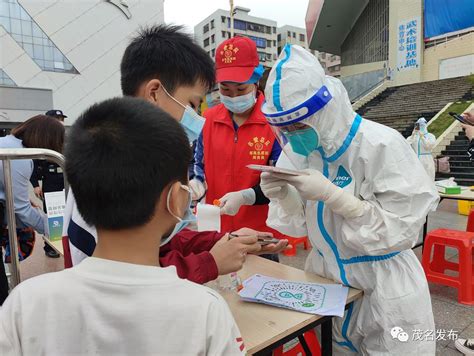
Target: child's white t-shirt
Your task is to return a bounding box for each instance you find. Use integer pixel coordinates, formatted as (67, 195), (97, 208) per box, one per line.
(0, 257), (245, 356)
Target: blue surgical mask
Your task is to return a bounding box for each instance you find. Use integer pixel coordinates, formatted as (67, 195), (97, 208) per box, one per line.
(220, 90), (257, 114)
(180, 106), (205, 143)
(161, 184), (196, 247)
(285, 127), (319, 157)
(162, 86), (205, 143)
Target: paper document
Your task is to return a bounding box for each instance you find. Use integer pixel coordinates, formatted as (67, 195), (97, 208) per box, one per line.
(196, 203), (221, 232)
(44, 190), (66, 241)
(247, 164), (308, 176)
(239, 274), (349, 316)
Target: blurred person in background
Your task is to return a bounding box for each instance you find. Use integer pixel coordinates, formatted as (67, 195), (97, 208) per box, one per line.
(30, 109), (67, 258)
(0, 115), (65, 305)
(406, 117), (436, 180)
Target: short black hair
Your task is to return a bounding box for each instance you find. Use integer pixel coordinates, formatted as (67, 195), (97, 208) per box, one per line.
(65, 97), (191, 230)
(121, 24), (215, 96)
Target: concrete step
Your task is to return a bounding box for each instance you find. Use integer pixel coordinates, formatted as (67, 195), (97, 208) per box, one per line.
(449, 160), (474, 167)
(438, 172), (474, 179)
(450, 166), (474, 173)
(442, 149), (471, 156)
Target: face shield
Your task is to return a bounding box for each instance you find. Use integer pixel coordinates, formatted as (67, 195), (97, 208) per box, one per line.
(263, 85), (333, 164)
(416, 118), (428, 134)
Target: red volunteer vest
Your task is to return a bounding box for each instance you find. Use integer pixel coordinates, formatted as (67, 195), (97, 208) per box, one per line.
(203, 93), (277, 233)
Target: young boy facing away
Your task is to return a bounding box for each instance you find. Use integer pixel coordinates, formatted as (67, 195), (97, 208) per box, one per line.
(0, 97), (244, 355)
(64, 25), (287, 282)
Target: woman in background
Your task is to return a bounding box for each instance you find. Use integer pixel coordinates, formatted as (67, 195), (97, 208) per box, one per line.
(0, 115), (64, 305)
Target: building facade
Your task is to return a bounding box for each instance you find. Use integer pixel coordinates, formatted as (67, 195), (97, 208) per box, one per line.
(194, 7), (278, 68)
(305, 0), (474, 100)
(277, 25), (341, 77)
(0, 0), (164, 127)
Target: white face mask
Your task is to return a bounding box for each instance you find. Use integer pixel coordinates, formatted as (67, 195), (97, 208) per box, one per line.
(161, 184), (196, 247)
(220, 90), (257, 114)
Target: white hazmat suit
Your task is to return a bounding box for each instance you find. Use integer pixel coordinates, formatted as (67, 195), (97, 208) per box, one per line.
(406, 117), (436, 180)
(261, 45), (439, 355)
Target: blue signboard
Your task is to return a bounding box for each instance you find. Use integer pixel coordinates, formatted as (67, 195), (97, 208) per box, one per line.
(424, 0), (474, 39)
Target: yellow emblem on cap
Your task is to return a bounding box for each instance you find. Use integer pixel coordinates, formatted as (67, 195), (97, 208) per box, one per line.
(220, 44), (239, 64)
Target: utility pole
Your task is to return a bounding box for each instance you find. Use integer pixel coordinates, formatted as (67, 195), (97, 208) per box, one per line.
(230, 0), (234, 37)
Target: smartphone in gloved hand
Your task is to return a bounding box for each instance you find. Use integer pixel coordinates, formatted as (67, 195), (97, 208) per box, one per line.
(449, 112), (474, 126)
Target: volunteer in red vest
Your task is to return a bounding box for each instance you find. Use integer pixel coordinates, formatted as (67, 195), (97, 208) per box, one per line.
(191, 36), (282, 243)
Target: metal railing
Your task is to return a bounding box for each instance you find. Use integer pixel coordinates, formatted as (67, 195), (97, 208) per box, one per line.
(350, 75), (388, 105)
(0, 148), (67, 288)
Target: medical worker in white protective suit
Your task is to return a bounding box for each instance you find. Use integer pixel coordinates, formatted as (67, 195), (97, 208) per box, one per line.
(406, 117), (436, 180)
(260, 45), (439, 355)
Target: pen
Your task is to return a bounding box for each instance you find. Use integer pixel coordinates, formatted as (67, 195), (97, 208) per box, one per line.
(229, 233), (280, 245)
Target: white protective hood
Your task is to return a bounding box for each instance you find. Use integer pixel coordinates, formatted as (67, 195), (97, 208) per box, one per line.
(262, 44), (355, 157)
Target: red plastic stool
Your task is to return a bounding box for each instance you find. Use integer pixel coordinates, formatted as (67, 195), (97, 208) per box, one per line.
(283, 236), (310, 257)
(466, 209), (474, 232)
(273, 329), (321, 356)
(421, 229), (474, 305)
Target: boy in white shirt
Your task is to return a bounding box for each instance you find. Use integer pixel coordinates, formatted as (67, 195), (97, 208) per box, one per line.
(0, 97), (245, 356)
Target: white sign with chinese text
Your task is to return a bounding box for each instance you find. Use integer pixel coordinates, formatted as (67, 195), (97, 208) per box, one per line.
(397, 17), (421, 71)
(44, 190), (65, 241)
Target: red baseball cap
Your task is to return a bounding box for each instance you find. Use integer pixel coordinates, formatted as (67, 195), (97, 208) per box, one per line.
(215, 36), (260, 83)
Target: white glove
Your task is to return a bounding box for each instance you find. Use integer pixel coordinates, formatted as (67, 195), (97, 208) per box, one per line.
(189, 178), (206, 201)
(219, 188), (256, 216)
(272, 169), (365, 219)
(261, 172), (304, 214)
(261, 172), (289, 200)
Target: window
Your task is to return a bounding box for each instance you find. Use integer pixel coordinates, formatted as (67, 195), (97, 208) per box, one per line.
(0, 0), (77, 73)
(265, 26), (271, 34)
(266, 40), (272, 47)
(203, 24), (209, 33)
(211, 34), (215, 44)
(287, 31), (291, 37)
(247, 22), (265, 33)
(248, 35), (266, 48)
(257, 52), (266, 61)
(277, 46), (282, 53)
(273, 27), (276, 34)
(266, 53), (272, 60)
(273, 53), (277, 60)
(277, 34), (281, 42)
(299, 34), (305, 42)
(233, 19), (247, 31)
(341, 0), (389, 65)
(210, 20), (214, 29)
(211, 49), (215, 57)
(292, 32), (296, 38)
(273, 40), (276, 46)
(203, 37), (210, 47)
(221, 16), (226, 23)
(0, 69), (16, 86)
(222, 31), (226, 38)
